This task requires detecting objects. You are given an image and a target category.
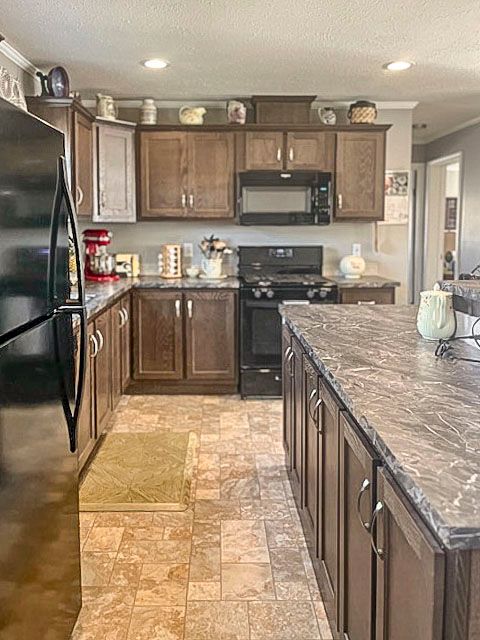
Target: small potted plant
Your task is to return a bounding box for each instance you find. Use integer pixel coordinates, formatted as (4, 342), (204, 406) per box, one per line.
(199, 235), (232, 279)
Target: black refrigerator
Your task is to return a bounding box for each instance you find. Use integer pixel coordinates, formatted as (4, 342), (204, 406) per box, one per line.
(0, 98), (87, 638)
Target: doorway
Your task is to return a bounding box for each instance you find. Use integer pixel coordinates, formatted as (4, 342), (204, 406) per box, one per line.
(423, 153), (462, 289)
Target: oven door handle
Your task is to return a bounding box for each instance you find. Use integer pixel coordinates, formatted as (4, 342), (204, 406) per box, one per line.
(281, 300), (311, 305)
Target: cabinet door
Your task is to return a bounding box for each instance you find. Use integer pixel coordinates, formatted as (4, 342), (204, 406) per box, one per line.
(290, 336), (304, 506)
(335, 131), (385, 220)
(74, 111), (94, 217)
(187, 132), (234, 218)
(76, 323), (95, 470)
(245, 131), (284, 170)
(375, 469), (445, 640)
(302, 357), (321, 556)
(120, 295), (131, 392)
(282, 326), (293, 470)
(110, 301), (123, 410)
(286, 132), (335, 171)
(94, 310), (112, 436)
(339, 413), (378, 640)
(139, 131), (187, 218)
(96, 124), (136, 222)
(318, 381), (341, 632)
(340, 287), (395, 305)
(133, 291), (184, 380)
(185, 291), (237, 381)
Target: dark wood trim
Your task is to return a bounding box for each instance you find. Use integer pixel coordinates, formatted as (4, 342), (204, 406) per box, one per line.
(26, 96), (95, 121)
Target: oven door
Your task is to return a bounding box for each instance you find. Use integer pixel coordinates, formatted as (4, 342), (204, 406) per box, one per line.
(240, 297), (283, 369)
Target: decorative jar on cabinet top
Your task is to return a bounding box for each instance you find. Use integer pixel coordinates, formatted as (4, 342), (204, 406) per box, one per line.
(140, 99), (157, 124)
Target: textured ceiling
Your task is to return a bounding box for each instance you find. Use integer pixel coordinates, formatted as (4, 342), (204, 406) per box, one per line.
(2, 0), (480, 141)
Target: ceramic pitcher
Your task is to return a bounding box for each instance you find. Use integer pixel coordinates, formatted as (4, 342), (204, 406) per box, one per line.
(416, 284), (456, 341)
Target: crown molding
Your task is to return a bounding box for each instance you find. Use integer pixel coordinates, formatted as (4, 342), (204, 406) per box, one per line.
(418, 115), (480, 144)
(313, 100), (418, 110)
(0, 41), (40, 78)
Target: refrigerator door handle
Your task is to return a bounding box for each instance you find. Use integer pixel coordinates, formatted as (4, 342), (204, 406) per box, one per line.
(61, 156), (85, 308)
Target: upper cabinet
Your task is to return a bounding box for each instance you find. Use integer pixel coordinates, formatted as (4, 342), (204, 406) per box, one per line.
(95, 120), (136, 223)
(187, 132), (234, 218)
(245, 131), (284, 170)
(26, 97), (95, 218)
(334, 130), (386, 221)
(138, 130), (234, 219)
(244, 130), (335, 172)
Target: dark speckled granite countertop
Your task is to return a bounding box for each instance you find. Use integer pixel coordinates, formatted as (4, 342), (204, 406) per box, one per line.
(280, 303), (480, 550)
(328, 275), (400, 288)
(76, 276), (239, 323)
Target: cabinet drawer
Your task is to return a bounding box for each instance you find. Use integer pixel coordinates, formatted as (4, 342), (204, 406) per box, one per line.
(340, 287), (395, 305)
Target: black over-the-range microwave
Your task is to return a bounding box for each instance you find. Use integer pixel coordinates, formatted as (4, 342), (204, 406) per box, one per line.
(237, 170), (332, 226)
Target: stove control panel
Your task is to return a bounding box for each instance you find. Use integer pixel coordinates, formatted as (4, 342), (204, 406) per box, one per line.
(252, 288), (275, 299)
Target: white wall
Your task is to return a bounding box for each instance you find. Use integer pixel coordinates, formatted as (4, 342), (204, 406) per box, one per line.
(79, 108), (413, 302)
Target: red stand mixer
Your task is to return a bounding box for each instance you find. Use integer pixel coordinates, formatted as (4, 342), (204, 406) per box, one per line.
(82, 228), (119, 282)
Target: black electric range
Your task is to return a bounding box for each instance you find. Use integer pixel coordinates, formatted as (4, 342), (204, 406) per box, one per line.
(238, 246), (337, 398)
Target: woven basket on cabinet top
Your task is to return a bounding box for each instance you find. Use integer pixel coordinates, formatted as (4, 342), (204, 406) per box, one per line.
(348, 101), (377, 124)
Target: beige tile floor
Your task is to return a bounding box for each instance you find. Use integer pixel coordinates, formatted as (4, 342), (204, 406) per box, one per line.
(73, 395), (333, 640)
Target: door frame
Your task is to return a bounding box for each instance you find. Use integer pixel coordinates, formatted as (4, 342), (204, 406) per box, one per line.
(423, 152), (463, 288)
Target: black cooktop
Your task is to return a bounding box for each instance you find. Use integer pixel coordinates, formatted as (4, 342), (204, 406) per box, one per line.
(240, 273), (335, 287)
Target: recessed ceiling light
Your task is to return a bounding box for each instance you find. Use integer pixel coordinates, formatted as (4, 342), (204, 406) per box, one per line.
(384, 60), (414, 71)
(142, 59), (169, 70)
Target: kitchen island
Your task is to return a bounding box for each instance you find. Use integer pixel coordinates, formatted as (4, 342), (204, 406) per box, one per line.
(280, 303), (480, 640)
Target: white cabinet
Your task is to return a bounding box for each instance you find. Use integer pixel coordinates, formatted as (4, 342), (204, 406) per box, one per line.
(94, 119), (136, 223)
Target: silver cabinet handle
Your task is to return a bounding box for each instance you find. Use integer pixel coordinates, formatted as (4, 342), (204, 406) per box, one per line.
(287, 351), (294, 378)
(76, 185), (84, 206)
(307, 388), (318, 421)
(123, 306), (129, 323)
(175, 299), (182, 318)
(288, 147), (294, 162)
(356, 478), (371, 531)
(187, 299), (193, 318)
(337, 193), (343, 210)
(100, 190), (106, 209)
(89, 334), (99, 358)
(95, 329), (104, 352)
(118, 308), (125, 327)
(189, 194), (194, 208)
(284, 345), (292, 357)
(357, 301), (376, 305)
(181, 193), (187, 208)
(370, 501), (385, 560)
(276, 147), (282, 162)
(312, 398), (323, 431)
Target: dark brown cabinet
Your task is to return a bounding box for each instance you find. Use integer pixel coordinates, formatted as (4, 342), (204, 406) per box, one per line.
(318, 380), (341, 631)
(111, 295), (132, 408)
(138, 131), (234, 218)
(76, 322), (96, 470)
(375, 469), (445, 640)
(94, 309), (112, 437)
(187, 133), (234, 218)
(185, 290), (237, 382)
(339, 413), (378, 640)
(286, 132), (335, 171)
(133, 290), (183, 380)
(302, 357), (321, 556)
(120, 296), (132, 392)
(339, 287), (395, 305)
(290, 336), (304, 504)
(282, 325), (293, 469)
(133, 289), (237, 391)
(335, 131), (386, 221)
(26, 97), (95, 218)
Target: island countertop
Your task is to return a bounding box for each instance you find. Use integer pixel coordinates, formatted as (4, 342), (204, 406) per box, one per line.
(280, 303), (480, 550)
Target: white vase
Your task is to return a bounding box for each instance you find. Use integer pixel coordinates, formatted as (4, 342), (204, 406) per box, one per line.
(140, 99), (157, 124)
(202, 257), (223, 278)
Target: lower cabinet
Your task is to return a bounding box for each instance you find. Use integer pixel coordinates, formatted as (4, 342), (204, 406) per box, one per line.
(132, 289), (237, 391)
(76, 292), (131, 472)
(375, 468), (445, 640)
(339, 287), (395, 305)
(283, 327), (448, 640)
